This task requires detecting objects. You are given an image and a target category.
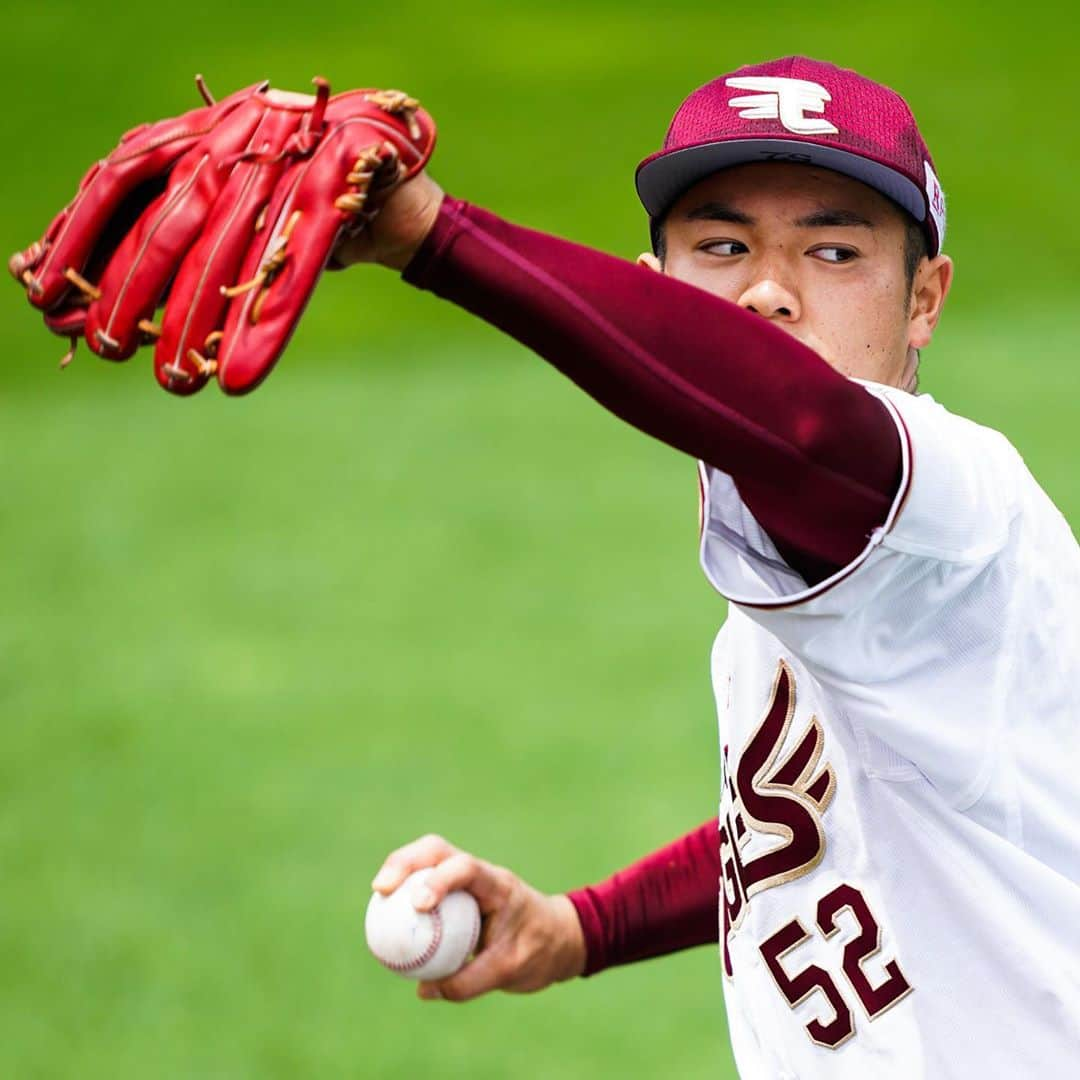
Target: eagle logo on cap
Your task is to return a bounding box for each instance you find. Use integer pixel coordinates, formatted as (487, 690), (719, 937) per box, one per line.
(726, 76), (839, 136)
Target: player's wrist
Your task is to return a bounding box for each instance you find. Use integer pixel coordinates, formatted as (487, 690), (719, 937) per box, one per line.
(375, 178), (446, 271)
(335, 172), (446, 272)
(548, 893), (587, 982)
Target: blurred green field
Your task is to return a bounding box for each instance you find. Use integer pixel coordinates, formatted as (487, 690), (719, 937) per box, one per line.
(2, 2), (1077, 1077)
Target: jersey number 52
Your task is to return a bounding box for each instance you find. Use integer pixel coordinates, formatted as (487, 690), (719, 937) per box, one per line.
(759, 883), (912, 1049)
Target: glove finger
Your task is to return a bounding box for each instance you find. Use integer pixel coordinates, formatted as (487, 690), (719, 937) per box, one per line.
(216, 90), (435, 395)
(154, 106), (305, 395)
(43, 306), (87, 337)
(11, 81), (267, 315)
(84, 92), (286, 363)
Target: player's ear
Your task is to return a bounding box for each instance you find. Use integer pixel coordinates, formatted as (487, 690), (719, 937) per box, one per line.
(637, 252), (663, 273)
(908, 253), (953, 350)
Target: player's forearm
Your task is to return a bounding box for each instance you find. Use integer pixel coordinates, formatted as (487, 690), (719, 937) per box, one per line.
(403, 197), (901, 574)
(565, 818), (720, 974)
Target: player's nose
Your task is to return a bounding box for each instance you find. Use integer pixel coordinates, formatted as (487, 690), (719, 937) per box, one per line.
(737, 276), (800, 323)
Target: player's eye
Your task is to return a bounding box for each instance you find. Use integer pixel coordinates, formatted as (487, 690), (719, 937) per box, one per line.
(809, 245), (858, 264)
(699, 239), (748, 257)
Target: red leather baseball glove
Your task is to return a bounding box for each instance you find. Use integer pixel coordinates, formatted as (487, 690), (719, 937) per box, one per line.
(9, 76), (436, 395)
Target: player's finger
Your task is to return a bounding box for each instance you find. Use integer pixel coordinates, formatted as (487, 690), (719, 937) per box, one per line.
(411, 851), (509, 914)
(416, 944), (512, 1003)
(371, 834), (459, 894)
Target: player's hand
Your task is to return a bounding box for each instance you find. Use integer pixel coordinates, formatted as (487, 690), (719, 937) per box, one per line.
(370, 834), (587, 1002)
(333, 170), (445, 272)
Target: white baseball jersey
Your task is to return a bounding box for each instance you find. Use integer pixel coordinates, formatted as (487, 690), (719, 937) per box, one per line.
(701, 382), (1080, 1078)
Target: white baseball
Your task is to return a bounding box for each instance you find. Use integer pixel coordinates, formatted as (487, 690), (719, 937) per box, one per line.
(365, 867), (482, 981)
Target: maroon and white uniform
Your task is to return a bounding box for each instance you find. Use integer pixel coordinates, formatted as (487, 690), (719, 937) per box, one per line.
(406, 194), (1080, 1076)
(404, 56), (1080, 1075)
(702, 383), (1080, 1076)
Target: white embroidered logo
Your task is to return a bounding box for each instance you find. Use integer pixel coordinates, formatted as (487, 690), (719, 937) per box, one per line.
(924, 160), (946, 245)
(726, 76), (839, 136)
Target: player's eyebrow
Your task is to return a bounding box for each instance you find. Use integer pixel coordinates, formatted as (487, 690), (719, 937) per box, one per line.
(683, 201), (755, 226)
(793, 208), (875, 229)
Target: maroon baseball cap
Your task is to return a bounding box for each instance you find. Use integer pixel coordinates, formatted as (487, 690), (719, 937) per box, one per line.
(636, 56), (946, 254)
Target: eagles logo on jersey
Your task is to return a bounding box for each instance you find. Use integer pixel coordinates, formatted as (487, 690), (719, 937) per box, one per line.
(720, 660), (836, 977)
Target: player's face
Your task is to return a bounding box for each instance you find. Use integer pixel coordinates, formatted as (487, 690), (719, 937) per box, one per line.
(639, 163), (952, 389)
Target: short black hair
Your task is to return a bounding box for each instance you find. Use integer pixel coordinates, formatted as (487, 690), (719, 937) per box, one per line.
(649, 210), (930, 291)
(649, 214), (667, 263)
(901, 216), (929, 290)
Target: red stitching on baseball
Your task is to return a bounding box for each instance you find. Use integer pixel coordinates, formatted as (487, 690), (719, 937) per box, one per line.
(378, 907), (444, 974)
(465, 905), (481, 959)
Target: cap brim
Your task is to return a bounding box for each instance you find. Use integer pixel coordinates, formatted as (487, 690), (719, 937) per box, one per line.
(636, 138), (927, 226)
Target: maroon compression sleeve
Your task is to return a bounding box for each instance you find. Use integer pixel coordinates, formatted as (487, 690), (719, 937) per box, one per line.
(567, 819), (720, 974)
(403, 198), (901, 578)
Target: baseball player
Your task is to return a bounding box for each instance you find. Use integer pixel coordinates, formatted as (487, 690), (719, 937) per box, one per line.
(10, 55), (1079, 1078)
(362, 57), (1080, 1077)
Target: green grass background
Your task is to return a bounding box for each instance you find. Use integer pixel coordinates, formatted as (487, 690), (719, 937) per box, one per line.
(2, 2), (1077, 1076)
